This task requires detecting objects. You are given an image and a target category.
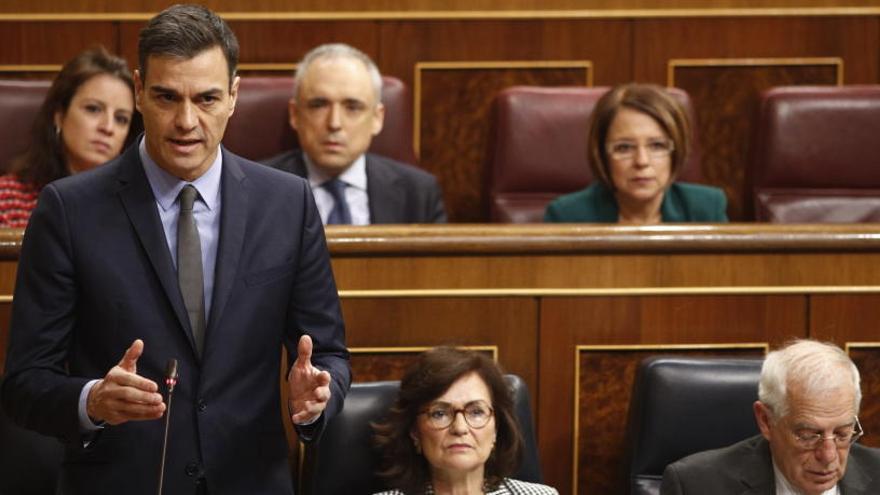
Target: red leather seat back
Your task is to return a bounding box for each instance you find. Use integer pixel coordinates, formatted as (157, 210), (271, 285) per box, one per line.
(225, 76), (416, 165)
(751, 85), (880, 222)
(486, 86), (702, 223)
(0, 80), (51, 171)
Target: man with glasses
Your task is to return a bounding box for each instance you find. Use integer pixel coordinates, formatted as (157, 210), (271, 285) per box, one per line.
(661, 339), (880, 495)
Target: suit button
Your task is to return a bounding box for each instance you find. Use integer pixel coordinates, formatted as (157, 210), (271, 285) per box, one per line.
(197, 399), (207, 412)
(185, 462), (199, 477)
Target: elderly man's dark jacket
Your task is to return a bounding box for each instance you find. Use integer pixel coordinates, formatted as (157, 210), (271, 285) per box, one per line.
(661, 435), (880, 495)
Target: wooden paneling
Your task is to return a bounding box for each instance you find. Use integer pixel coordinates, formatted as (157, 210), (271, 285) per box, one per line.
(538, 294), (803, 494)
(0, 21), (118, 64)
(341, 297), (539, 395)
(417, 64), (590, 221)
(0, 1), (878, 14)
(635, 16), (879, 220)
(810, 294), (880, 341)
(350, 346), (496, 383)
(811, 295), (880, 450)
(673, 60), (840, 220)
(575, 345), (766, 494)
(847, 345), (880, 449)
(3, 225), (880, 491)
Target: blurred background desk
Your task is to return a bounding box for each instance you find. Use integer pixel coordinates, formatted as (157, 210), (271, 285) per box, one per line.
(2, 224), (880, 494)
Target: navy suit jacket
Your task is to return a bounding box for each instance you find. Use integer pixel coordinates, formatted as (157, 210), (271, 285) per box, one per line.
(262, 150), (447, 224)
(1, 143), (351, 494)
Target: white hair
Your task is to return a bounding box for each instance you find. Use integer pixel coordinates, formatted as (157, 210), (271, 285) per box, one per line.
(758, 339), (861, 420)
(292, 43), (382, 104)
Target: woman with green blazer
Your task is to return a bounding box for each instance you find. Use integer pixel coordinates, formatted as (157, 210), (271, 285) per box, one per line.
(545, 83), (728, 224)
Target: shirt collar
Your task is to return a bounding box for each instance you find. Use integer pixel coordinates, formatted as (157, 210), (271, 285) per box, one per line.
(140, 137), (223, 212)
(303, 152), (367, 191)
(772, 459), (839, 495)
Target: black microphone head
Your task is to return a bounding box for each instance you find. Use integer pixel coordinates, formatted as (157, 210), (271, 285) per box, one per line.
(164, 359), (179, 391)
(165, 359), (179, 380)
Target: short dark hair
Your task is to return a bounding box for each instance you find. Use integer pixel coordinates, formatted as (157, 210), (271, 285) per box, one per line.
(12, 46), (137, 187)
(587, 83), (691, 188)
(373, 347), (523, 494)
(138, 4), (239, 85)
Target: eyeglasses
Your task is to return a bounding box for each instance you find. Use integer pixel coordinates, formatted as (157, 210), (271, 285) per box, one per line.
(790, 417), (864, 450)
(606, 139), (675, 161)
(421, 400), (494, 430)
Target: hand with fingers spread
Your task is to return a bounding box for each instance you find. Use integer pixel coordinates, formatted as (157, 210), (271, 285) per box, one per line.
(86, 339), (166, 425)
(288, 335), (332, 425)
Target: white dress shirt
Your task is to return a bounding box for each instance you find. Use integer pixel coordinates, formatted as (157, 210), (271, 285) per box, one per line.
(773, 461), (839, 495)
(304, 153), (370, 225)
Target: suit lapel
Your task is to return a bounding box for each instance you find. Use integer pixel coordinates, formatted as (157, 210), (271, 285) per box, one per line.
(365, 154), (403, 223)
(115, 144), (194, 350)
(840, 444), (873, 494)
(207, 148), (248, 335)
(289, 150), (308, 178)
(735, 437), (776, 495)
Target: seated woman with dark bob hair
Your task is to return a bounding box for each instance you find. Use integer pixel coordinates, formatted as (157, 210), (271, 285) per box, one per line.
(373, 347), (557, 495)
(544, 83), (727, 224)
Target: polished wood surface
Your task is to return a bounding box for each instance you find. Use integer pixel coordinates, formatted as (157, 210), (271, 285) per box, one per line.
(1, 1), (878, 15)
(2, 225), (880, 492)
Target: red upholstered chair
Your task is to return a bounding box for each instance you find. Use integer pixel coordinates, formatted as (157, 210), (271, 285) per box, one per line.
(485, 86), (703, 223)
(0, 80), (51, 171)
(750, 85), (880, 223)
(224, 76), (416, 165)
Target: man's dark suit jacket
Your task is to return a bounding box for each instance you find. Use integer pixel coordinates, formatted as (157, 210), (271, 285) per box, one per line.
(262, 150), (447, 224)
(1, 143), (351, 494)
(661, 435), (880, 494)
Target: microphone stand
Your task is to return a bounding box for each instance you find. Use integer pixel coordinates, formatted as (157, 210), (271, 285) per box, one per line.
(157, 359), (178, 495)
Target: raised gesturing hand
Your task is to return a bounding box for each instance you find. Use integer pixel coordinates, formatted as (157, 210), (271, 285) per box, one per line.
(86, 339), (165, 425)
(287, 335), (332, 425)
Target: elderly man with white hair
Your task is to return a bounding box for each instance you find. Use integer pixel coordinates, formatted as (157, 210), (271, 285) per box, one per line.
(661, 339), (880, 495)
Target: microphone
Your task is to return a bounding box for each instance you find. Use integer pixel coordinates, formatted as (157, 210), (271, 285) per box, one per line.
(157, 358), (179, 495)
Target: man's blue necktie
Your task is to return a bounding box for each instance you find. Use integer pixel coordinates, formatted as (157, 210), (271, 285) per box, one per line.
(323, 179), (352, 225)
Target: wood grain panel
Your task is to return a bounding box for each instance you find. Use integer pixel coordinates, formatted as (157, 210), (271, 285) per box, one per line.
(575, 346), (765, 495)
(811, 295), (880, 450)
(673, 61), (839, 220)
(118, 20), (380, 73)
(417, 64), (589, 222)
(0, 21), (118, 65)
(847, 345), (880, 449)
(1, 1), (878, 14)
(340, 297), (539, 400)
(810, 294), (880, 341)
(332, 251), (880, 291)
(350, 347), (495, 383)
(538, 295), (804, 494)
(634, 16), (879, 221)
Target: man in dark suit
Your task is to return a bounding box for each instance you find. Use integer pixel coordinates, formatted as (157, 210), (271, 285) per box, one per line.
(1, 5), (350, 495)
(262, 43), (446, 225)
(662, 340), (880, 495)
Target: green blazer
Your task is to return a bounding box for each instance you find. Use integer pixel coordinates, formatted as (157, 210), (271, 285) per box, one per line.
(544, 182), (728, 223)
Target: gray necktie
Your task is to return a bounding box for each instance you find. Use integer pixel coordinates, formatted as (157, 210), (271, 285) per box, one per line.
(323, 179), (352, 225)
(177, 185), (205, 356)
